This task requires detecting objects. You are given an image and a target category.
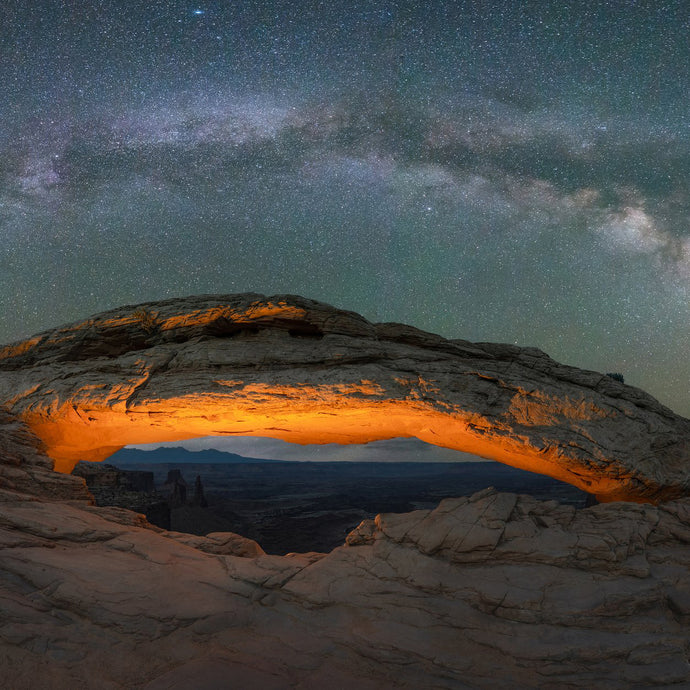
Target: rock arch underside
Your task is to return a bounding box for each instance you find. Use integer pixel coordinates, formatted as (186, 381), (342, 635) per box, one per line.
(0, 293), (688, 502)
(1, 293), (690, 689)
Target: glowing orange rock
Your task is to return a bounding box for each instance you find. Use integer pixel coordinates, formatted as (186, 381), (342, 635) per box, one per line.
(0, 293), (688, 503)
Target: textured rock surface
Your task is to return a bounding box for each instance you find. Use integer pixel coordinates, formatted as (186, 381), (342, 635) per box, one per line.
(1, 294), (690, 687)
(1, 448), (690, 687)
(0, 293), (688, 502)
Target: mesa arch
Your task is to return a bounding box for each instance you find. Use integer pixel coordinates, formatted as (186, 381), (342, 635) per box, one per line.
(0, 293), (688, 503)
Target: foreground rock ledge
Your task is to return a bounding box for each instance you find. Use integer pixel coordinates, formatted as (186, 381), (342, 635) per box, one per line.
(1, 459), (690, 688)
(0, 293), (688, 502)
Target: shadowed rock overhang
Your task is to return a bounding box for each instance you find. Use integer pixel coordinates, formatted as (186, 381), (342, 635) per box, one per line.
(0, 293), (688, 503)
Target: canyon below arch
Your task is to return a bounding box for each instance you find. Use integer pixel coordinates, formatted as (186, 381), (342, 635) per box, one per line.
(1, 293), (689, 688)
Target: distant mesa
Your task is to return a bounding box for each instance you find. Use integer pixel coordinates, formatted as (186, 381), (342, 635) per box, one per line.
(72, 461), (211, 530)
(112, 446), (283, 465)
(0, 292), (688, 503)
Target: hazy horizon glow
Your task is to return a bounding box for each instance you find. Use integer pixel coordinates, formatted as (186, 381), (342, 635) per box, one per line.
(127, 436), (490, 463)
(2, 1), (688, 416)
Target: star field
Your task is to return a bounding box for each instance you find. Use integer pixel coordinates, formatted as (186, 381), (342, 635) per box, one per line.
(0, 0), (688, 415)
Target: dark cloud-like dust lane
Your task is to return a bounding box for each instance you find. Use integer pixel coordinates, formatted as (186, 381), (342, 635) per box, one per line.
(0, 0), (688, 416)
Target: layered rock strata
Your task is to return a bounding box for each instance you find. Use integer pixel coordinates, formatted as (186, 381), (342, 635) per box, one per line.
(0, 293), (688, 502)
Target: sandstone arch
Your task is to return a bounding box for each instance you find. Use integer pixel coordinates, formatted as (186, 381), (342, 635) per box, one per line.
(0, 293), (688, 503)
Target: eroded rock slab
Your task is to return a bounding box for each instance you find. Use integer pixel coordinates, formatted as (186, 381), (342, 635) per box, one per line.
(1, 481), (690, 689)
(0, 293), (689, 502)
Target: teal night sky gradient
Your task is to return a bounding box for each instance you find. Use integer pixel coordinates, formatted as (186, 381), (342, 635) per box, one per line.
(1, 1), (688, 415)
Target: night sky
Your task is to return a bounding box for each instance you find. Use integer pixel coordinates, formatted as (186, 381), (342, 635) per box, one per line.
(1, 1), (688, 417)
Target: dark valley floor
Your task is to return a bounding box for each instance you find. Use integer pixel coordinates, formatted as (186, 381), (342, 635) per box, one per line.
(75, 451), (590, 554)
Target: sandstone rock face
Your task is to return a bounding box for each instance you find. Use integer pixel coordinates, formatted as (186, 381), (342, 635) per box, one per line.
(1, 294), (690, 688)
(1, 450), (690, 688)
(0, 293), (688, 502)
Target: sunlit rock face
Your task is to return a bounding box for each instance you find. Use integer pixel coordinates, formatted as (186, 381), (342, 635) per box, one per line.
(0, 293), (688, 502)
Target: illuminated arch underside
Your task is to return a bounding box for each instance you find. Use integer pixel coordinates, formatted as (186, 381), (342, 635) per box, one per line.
(1, 293), (688, 503)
